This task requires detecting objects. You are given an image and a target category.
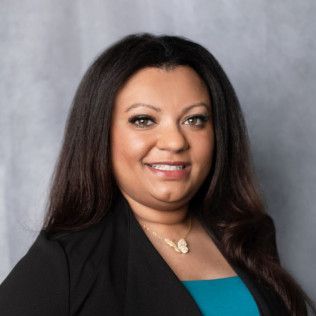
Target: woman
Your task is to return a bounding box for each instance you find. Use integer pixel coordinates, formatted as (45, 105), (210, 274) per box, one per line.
(0, 33), (314, 316)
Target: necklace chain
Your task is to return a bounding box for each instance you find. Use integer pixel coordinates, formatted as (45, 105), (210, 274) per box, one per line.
(140, 215), (192, 254)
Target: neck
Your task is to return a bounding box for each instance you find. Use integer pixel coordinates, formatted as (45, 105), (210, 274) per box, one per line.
(134, 207), (189, 226)
(135, 210), (192, 241)
(122, 193), (191, 235)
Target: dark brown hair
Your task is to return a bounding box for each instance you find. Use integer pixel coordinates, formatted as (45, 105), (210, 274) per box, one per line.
(43, 33), (315, 315)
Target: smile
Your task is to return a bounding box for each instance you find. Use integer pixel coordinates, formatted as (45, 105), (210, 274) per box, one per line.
(147, 164), (185, 170)
(144, 163), (191, 180)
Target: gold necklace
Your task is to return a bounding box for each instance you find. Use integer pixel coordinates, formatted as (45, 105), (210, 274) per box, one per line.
(140, 215), (192, 254)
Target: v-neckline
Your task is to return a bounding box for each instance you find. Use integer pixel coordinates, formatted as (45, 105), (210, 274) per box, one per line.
(120, 194), (273, 315)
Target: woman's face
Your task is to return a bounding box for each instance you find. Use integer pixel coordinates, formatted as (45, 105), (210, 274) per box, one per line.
(110, 66), (214, 212)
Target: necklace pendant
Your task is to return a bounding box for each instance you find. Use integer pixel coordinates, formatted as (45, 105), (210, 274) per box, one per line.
(165, 238), (189, 254)
(177, 238), (189, 254)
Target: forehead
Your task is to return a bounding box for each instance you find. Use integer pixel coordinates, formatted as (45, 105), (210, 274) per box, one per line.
(114, 66), (210, 111)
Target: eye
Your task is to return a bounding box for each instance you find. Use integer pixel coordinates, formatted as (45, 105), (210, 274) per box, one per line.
(183, 114), (210, 127)
(128, 115), (155, 128)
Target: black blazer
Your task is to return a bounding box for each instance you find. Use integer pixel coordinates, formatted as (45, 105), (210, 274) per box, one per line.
(0, 192), (288, 315)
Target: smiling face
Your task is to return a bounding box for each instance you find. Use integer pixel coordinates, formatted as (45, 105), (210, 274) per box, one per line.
(110, 65), (214, 214)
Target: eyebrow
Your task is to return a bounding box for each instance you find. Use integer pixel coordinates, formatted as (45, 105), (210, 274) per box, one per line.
(124, 102), (210, 114)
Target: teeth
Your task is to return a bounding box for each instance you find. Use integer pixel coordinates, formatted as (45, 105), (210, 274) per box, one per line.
(149, 164), (185, 170)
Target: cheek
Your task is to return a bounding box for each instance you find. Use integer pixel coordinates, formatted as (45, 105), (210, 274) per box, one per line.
(192, 131), (215, 168)
(192, 129), (215, 154)
(111, 125), (152, 165)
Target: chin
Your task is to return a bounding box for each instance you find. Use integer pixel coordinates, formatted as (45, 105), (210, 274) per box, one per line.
(150, 191), (191, 205)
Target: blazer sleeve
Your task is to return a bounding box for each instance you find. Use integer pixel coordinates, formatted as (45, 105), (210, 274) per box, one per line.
(0, 230), (69, 316)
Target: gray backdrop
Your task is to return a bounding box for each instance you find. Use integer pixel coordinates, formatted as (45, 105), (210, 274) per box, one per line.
(1, 0), (315, 301)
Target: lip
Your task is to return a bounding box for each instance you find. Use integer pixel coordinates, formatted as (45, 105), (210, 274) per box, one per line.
(144, 162), (191, 180)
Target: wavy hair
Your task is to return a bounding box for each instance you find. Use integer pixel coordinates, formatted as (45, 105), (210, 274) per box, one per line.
(43, 33), (315, 315)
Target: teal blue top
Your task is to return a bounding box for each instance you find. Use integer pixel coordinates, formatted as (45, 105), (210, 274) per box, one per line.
(182, 276), (260, 316)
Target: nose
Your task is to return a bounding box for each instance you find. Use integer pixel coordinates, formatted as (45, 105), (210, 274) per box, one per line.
(156, 123), (189, 152)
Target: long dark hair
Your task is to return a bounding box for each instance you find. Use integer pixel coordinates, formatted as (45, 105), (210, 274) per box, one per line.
(43, 33), (315, 315)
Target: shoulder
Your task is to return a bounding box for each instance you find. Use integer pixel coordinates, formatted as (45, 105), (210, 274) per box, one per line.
(0, 198), (128, 316)
(0, 230), (69, 316)
(0, 214), (115, 316)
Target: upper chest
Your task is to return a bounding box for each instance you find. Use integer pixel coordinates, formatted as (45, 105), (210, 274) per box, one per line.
(141, 217), (237, 281)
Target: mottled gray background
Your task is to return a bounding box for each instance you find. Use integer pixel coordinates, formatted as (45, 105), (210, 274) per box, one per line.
(0, 0), (315, 302)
